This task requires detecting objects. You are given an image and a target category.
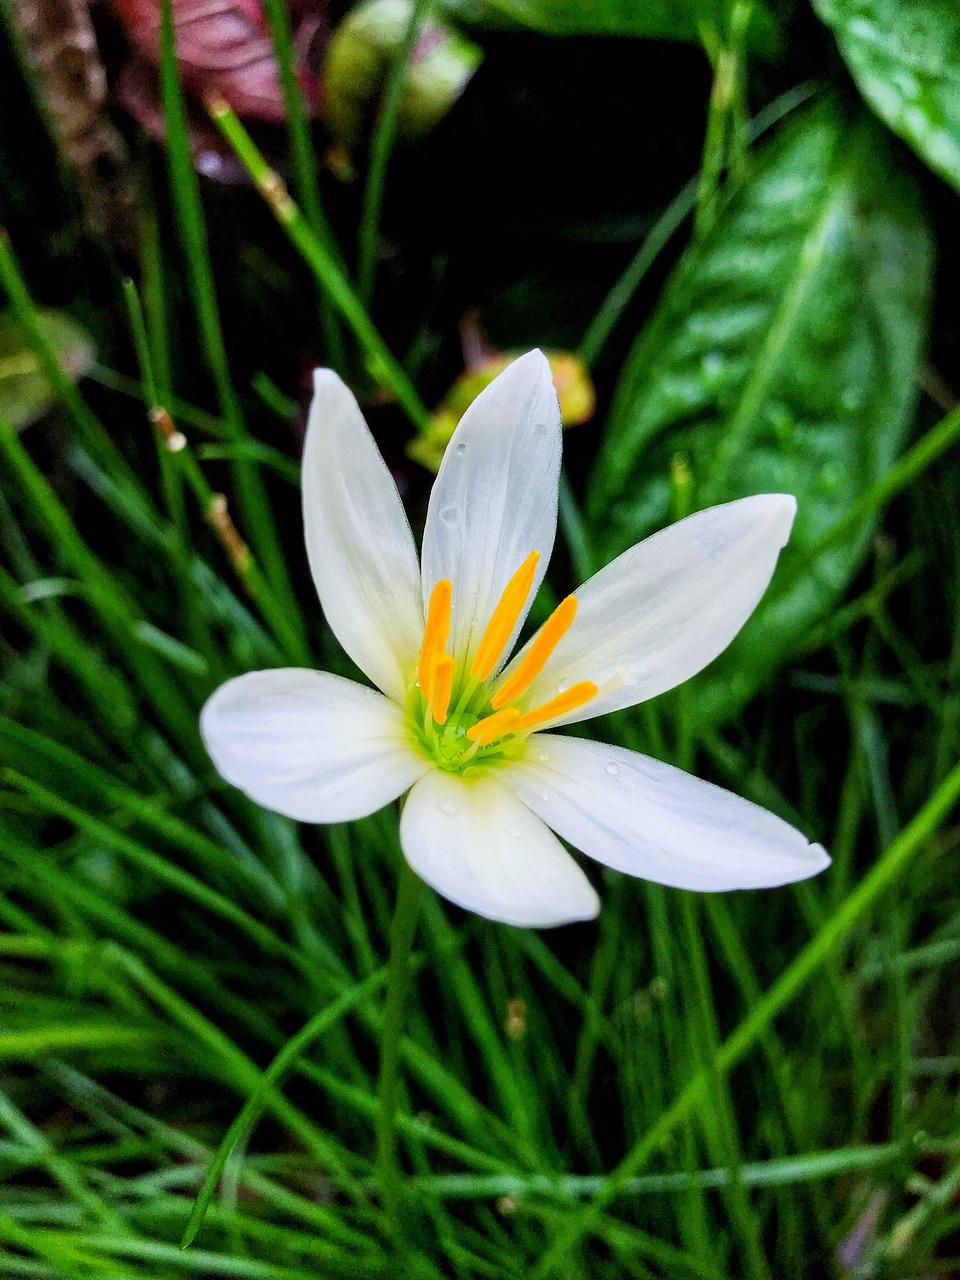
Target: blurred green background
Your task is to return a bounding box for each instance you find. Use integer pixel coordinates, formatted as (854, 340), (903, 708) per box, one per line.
(1, 0), (960, 1275)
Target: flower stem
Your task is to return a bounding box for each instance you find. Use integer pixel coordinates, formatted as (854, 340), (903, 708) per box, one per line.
(376, 859), (423, 1235)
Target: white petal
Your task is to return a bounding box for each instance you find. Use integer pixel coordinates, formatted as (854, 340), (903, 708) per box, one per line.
(399, 769), (599, 927)
(509, 495), (796, 726)
(499, 735), (830, 891)
(420, 351), (562, 681)
(303, 370), (424, 701)
(201, 669), (429, 823)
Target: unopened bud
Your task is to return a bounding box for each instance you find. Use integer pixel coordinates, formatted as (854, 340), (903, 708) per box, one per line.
(323, 0), (481, 149)
(408, 351), (595, 473)
(0, 307), (95, 431)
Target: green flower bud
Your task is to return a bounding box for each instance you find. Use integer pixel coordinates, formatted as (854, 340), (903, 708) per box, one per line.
(323, 0), (482, 148)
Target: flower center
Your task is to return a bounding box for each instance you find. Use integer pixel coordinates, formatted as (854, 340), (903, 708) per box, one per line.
(414, 552), (597, 773)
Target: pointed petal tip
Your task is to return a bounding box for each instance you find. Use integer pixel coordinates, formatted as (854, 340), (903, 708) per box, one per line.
(499, 346), (553, 389)
(311, 366), (348, 398)
(560, 886), (602, 926)
(757, 492), (797, 544)
(771, 489), (797, 531)
(300, 372), (424, 699)
(763, 839), (831, 890)
(307, 369), (358, 441)
(807, 841), (832, 872)
(715, 492), (797, 550)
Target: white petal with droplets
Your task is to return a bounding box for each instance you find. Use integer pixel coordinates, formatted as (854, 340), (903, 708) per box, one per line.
(499, 734), (830, 891)
(200, 669), (429, 823)
(302, 370), (424, 701)
(420, 351), (562, 682)
(399, 768), (599, 927)
(509, 495), (797, 725)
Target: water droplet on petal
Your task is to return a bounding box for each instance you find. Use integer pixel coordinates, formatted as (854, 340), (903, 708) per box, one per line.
(605, 762), (619, 777)
(507, 825), (522, 838)
(454, 441), (466, 456)
(439, 800), (458, 816)
(539, 792), (550, 803)
(441, 505), (459, 525)
(537, 750), (551, 763)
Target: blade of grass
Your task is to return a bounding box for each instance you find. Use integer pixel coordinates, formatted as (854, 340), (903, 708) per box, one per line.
(106, 946), (371, 1207)
(357, 0), (433, 307)
(773, 402), (960, 605)
(0, 719), (288, 914)
(3, 769), (314, 979)
(259, 0), (345, 367)
(121, 275), (220, 669)
(0, 415), (201, 751)
(121, 276), (308, 662)
(204, 98), (431, 433)
(677, 895), (772, 1280)
(44, 1063), (360, 1243)
(529, 756), (960, 1276)
(0, 1089), (124, 1234)
(181, 967), (390, 1248)
(410, 1138), (936, 1200)
(578, 82), (816, 367)
(0, 232), (146, 501)
(375, 860), (424, 1239)
(156, 0), (305, 647)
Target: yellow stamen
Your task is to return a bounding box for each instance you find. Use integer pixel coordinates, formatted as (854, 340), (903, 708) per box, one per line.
(469, 550), (540, 681)
(512, 681), (598, 732)
(429, 655), (454, 725)
(418, 579), (452, 696)
(491, 595), (578, 710)
(465, 707), (522, 747)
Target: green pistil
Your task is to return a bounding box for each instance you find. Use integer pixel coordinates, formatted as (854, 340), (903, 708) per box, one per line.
(413, 682), (520, 775)
(433, 715), (479, 769)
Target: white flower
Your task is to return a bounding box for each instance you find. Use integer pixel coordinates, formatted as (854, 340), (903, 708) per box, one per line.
(201, 351), (829, 927)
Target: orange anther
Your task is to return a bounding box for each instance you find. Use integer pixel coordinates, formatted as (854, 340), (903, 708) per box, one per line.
(512, 681), (598, 732)
(491, 595), (578, 710)
(465, 707), (522, 747)
(418, 579), (452, 696)
(429, 655), (454, 725)
(469, 551), (540, 681)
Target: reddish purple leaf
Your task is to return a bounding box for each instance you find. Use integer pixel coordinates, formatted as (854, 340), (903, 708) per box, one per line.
(114, 0), (324, 122)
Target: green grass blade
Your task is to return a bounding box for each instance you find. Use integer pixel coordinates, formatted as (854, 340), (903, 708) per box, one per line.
(181, 968), (390, 1248)
(205, 100), (431, 432)
(530, 756), (960, 1275)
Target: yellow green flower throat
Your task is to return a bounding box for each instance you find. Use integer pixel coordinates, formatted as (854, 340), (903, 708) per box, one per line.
(415, 550), (597, 772)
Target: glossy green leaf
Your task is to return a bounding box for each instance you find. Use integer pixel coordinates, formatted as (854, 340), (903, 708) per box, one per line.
(0, 308), (95, 430)
(440, 0), (776, 44)
(587, 101), (932, 727)
(812, 0), (960, 192)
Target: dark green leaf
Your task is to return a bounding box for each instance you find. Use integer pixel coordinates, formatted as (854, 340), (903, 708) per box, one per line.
(441, 0), (776, 45)
(812, 0), (960, 192)
(587, 101), (933, 727)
